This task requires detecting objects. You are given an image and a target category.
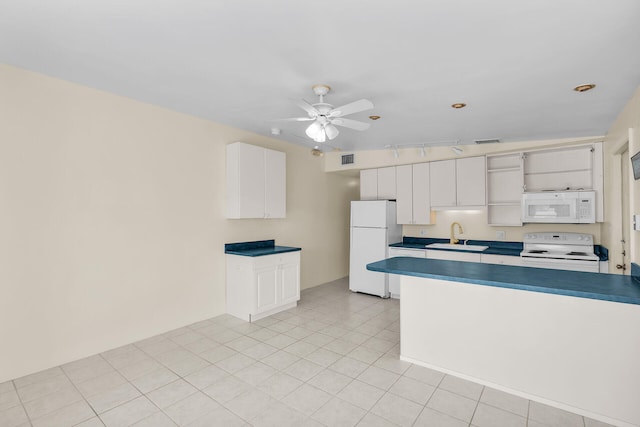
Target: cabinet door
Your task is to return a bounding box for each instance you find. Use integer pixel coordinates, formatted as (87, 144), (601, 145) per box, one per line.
(395, 165), (413, 224)
(265, 148), (286, 218)
(360, 169), (378, 200)
(255, 266), (279, 314)
(227, 142), (265, 218)
(456, 156), (486, 206)
(412, 162), (432, 224)
(280, 262), (300, 305)
(430, 160), (456, 207)
(377, 167), (397, 200)
(388, 248), (426, 298)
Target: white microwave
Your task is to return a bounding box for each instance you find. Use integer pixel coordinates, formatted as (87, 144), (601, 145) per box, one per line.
(521, 191), (596, 223)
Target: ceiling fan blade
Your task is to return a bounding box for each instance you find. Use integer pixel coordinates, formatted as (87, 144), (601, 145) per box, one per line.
(272, 117), (315, 122)
(329, 99), (374, 117)
(295, 99), (320, 117)
(331, 117), (371, 131)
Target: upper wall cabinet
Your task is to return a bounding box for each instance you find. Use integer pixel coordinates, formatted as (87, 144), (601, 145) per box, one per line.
(523, 144), (600, 191)
(487, 153), (524, 226)
(396, 163), (432, 224)
(429, 160), (456, 207)
(360, 167), (396, 200)
(523, 143), (604, 222)
(430, 156), (486, 209)
(226, 142), (286, 219)
(485, 142), (604, 225)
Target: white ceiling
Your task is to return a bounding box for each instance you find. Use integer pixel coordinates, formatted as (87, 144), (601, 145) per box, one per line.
(1, 0), (639, 151)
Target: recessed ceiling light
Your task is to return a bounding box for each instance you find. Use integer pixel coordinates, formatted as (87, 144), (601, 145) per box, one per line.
(369, 115), (381, 120)
(451, 103), (467, 109)
(573, 84), (596, 92)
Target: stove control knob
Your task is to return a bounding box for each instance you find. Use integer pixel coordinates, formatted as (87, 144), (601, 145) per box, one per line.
(577, 236), (583, 240)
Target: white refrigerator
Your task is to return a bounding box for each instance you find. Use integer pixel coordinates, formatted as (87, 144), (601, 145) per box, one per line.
(349, 200), (402, 297)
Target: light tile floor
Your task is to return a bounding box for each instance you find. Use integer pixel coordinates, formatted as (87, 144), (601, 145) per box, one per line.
(0, 278), (616, 427)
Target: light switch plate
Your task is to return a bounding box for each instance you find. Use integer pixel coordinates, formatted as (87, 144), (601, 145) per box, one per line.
(634, 215), (640, 231)
(496, 231), (506, 240)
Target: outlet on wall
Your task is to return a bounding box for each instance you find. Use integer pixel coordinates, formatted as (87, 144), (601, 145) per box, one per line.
(420, 229), (427, 236)
(496, 231), (506, 240)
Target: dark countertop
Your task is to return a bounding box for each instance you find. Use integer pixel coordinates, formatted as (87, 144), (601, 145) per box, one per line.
(389, 237), (608, 261)
(367, 257), (640, 305)
(225, 240), (301, 257)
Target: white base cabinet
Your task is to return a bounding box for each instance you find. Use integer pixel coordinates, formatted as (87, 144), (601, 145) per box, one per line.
(387, 248), (426, 298)
(226, 252), (300, 322)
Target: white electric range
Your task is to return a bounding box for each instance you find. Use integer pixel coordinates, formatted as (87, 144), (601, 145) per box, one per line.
(520, 232), (600, 273)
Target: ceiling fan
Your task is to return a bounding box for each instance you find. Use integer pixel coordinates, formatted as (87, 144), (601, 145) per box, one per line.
(276, 85), (374, 143)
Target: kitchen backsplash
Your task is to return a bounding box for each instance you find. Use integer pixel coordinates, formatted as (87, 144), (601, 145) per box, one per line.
(403, 209), (602, 243)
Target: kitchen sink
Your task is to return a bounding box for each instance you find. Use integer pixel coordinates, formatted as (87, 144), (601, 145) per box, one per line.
(425, 243), (489, 252)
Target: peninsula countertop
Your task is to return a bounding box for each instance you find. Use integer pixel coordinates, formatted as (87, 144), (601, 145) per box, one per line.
(367, 257), (640, 305)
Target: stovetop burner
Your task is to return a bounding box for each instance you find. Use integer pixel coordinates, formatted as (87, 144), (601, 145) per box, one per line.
(567, 251), (588, 256)
(528, 250), (548, 254)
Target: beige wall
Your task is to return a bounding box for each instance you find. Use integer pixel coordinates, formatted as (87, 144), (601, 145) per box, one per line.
(326, 138), (604, 244)
(602, 87), (640, 268)
(0, 64), (357, 383)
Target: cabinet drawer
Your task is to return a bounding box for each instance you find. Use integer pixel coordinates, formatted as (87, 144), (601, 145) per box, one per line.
(252, 251), (300, 269)
(481, 254), (522, 266)
(426, 250), (481, 263)
(388, 248), (426, 258)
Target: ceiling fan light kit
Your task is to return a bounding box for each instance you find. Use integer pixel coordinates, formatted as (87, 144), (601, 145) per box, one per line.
(277, 84), (374, 144)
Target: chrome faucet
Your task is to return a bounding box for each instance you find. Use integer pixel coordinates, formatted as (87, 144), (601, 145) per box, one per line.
(450, 222), (463, 245)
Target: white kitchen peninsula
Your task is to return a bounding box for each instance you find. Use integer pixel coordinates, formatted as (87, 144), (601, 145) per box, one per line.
(368, 257), (640, 427)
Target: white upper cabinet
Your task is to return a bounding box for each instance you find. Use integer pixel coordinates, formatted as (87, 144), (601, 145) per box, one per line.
(413, 162), (432, 224)
(396, 163), (432, 225)
(485, 142), (604, 225)
(522, 142), (604, 222)
(377, 167), (397, 200)
(430, 160), (457, 208)
(264, 148), (286, 218)
(360, 169), (378, 200)
(360, 167), (396, 200)
(226, 142), (286, 219)
(430, 157), (485, 209)
(395, 165), (413, 224)
(456, 156), (486, 206)
(486, 153), (524, 226)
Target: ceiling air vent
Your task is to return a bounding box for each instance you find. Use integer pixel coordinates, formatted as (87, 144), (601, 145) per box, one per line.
(342, 154), (355, 165)
(475, 138), (501, 144)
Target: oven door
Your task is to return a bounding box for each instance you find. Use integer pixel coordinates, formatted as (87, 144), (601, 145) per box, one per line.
(520, 256), (600, 273)
(522, 194), (578, 223)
